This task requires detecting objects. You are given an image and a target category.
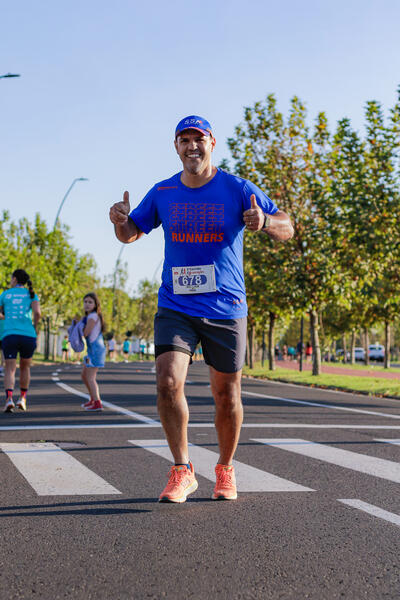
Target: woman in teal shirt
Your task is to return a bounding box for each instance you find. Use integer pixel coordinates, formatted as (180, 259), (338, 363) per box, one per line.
(0, 269), (41, 412)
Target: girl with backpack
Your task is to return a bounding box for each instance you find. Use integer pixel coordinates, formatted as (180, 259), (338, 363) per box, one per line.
(80, 293), (106, 412)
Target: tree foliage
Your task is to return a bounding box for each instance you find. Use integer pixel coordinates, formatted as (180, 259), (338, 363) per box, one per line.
(223, 88), (400, 373)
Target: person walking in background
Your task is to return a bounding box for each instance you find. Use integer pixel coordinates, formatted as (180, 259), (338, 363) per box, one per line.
(61, 335), (70, 362)
(108, 335), (116, 362)
(109, 114), (293, 503)
(80, 293), (106, 412)
(122, 337), (131, 362)
(0, 269), (41, 412)
(305, 341), (312, 363)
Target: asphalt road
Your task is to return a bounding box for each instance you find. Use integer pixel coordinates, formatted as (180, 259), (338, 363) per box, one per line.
(1, 361), (400, 600)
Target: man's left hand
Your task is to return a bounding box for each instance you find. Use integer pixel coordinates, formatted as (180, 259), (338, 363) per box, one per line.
(243, 194), (264, 231)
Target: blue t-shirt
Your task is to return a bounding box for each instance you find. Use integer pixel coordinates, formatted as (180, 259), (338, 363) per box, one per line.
(130, 168), (278, 318)
(0, 287), (39, 338)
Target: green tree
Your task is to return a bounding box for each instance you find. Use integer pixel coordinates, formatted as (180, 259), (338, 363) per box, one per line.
(224, 95), (342, 374)
(132, 279), (159, 344)
(0, 213), (98, 358)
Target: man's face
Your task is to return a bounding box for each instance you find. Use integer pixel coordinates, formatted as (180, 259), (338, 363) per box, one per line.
(174, 129), (215, 175)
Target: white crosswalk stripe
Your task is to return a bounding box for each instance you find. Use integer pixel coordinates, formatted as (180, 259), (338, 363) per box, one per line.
(128, 439), (313, 492)
(4, 436), (400, 498)
(338, 499), (400, 527)
(252, 438), (400, 484)
(0, 443), (121, 496)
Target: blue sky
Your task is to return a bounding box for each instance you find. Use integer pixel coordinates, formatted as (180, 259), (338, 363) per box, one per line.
(1, 0), (400, 293)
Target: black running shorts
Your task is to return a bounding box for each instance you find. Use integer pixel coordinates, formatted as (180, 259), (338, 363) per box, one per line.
(154, 306), (247, 373)
(2, 334), (37, 359)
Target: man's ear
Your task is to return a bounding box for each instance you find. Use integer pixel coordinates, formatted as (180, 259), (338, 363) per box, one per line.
(174, 139), (178, 153)
(211, 136), (216, 151)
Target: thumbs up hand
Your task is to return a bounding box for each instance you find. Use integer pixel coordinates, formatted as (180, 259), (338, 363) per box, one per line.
(243, 194), (265, 231)
(109, 190), (131, 225)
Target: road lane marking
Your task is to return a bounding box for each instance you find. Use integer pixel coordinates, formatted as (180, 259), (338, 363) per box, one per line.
(242, 390), (400, 420)
(53, 373), (400, 426)
(0, 424), (160, 431)
(338, 499), (400, 527)
(0, 442), (120, 496)
(375, 438), (400, 445)
(249, 376), (400, 400)
(4, 424), (400, 432)
(55, 381), (159, 425)
(252, 438), (400, 484)
(128, 439), (313, 492)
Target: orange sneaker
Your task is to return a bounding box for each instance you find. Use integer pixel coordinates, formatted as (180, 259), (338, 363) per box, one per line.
(212, 464), (237, 500)
(159, 462), (198, 503)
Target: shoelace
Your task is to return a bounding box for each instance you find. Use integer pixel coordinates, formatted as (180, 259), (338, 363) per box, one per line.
(217, 469), (234, 487)
(167, 467), (188, 485)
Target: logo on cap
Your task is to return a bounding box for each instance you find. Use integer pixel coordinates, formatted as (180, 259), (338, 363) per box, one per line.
(175, 115), (212, 138)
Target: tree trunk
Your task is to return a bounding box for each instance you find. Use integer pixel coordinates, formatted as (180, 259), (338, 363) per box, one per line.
(319, 311), (325, 363)
(268, 312), (276, 371)
(309, 309), (321, 376)
(350, 330), (356, 364)
(384, 320), (391, 369)
(44, 317), (50, 361)
(245, 331), (249, 367)
(342, 336), (347, 363)
(364, 327), (370, 366)
(52, 332), (58, 361)
(248, 324), (255, 370)
(261, 330), (266, 368)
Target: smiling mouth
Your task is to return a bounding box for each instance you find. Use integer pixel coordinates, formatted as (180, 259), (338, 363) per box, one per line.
(186, 153), (202, 159)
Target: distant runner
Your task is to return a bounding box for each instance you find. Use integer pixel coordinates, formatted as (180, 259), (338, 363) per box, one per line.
(0, 269), (41, 412)
(109, 115), (293, 502)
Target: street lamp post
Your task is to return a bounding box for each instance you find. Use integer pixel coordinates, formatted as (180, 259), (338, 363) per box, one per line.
(53, 178), (88, 230)
(112, 245), (125, 319)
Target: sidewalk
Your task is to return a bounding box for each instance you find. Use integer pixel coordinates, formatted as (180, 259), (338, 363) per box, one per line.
(276, 359), (400, 380)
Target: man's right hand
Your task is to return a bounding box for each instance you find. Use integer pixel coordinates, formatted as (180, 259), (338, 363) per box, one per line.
(109, 191), (131, 225)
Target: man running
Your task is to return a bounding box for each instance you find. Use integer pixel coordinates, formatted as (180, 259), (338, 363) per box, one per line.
(109, 115), (294, 502)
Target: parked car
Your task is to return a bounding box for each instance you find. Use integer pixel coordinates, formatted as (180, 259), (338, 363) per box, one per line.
(354, 347), (365, 361)
(336, 349), (350, 361)
(368, 343), (385, 361)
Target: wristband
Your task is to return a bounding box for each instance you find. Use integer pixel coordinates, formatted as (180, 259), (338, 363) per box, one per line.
(263, 214), (271, 229)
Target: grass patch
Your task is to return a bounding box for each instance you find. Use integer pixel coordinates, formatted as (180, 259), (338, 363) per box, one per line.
(322, 361), (399, 373)
(243, 363), (400, 398)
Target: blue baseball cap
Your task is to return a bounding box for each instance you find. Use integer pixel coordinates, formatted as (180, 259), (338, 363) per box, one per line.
(175, 115), (213, 138)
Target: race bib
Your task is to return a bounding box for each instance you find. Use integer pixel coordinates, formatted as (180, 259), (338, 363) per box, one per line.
(172, 265), (216, 295)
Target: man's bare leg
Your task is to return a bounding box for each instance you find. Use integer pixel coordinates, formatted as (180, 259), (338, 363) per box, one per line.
(156, 351), (190, 464)
(209, 367), (243, 465)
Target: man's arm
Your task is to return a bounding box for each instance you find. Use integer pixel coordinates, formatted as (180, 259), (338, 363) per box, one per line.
(31, 300), (41, 331)
(109, 190), (145, 243)
(263, 210), (294, 241)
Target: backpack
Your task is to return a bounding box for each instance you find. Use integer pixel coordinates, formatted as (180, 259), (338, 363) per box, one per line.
(68, 317), (86, 352)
